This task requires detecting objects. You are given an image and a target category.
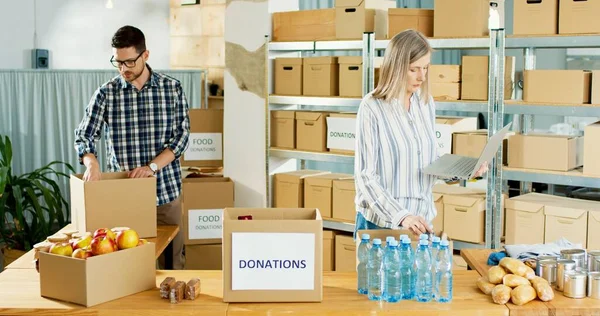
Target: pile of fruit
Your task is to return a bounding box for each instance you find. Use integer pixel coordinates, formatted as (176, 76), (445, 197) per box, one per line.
(477, 257), (555, 306)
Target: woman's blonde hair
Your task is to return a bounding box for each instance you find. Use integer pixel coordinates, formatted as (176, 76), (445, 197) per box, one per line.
(372, 29), (432, 104)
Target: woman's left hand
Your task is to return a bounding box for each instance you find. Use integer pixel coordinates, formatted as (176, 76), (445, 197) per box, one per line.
(472, 161), (489, 178)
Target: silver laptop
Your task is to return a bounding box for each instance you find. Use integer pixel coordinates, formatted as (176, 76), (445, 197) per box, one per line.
(423, 123), (512, 180)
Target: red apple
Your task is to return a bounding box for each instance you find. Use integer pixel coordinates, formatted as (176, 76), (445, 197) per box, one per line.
(72, 248), (93, 259)
(49, 242), (73, 257)
(137, 239), (148, 246)
(71, 235), (92, 250)
(90, 236), (117, 255)
(116, 229), (140, 250)
(93, 228), (117, 241)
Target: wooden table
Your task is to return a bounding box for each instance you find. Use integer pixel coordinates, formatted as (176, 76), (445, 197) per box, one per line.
(4, 225), (179, 270)
(461, 249), (600, 316)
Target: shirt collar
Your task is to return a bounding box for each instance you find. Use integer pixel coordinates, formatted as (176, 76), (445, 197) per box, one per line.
(119, 64), (159, 90)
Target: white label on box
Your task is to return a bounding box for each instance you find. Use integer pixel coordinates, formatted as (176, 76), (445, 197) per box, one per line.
(435, 124), (453, 156)
(188, 209), (223, 240)
(326, 117), (356, 151)
(184, 133), (222, 160)
(231, 232), (315, 290)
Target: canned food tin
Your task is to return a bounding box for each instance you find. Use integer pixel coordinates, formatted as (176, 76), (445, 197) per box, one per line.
(588, 272), (600, 298)
(536, 255), (558, 276)
(557, 259), (577, 292)
(588, 251), (600, 272)
(564, 271), (587, 299)
(561, 249), (587, 269)
(539, 259), (558, 286)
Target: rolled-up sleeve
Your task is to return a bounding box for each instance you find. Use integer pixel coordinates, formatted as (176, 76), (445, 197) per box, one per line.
(74, 88), (106, 164)
(165, 82), (190, 158)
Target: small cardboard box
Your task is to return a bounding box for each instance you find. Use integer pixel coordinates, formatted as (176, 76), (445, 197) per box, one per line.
(335, 0), (375, 40)
(593, 71), (600, 104)
(184, 244), (222, 270)
(461, 56), (515, 101)
(270, 111), (295, 149)
(589, 211), (600, 250)
(222, 208), (323, 302)
(584, 122), (600, 176)
(274, 58), (302, 96)
(508, 134), (584, 171)
(335, 234), (356, 272)
(39, 243), (156, 307)
(435, 116), (478, 156)
(559, 0), (600, 34)
(272, 9), (336, 41)
(273, 170), (331, 208)
(523, 70), (591, 104)
(429, 65), (461, 83)
(332, 178), (356, 223)
(388, 8), (434, 38)
(303, 57), (339, 97)
(296, 111), (329, 152)
(545, 204), (588, 248)
(514, 0), (558, 35)
(452, 130), (509, 164)
(338, 57), (363, 97)
(327, 113), (357, 154)
(433, 0), (489, 38)
(432, 192), (444, 234)
(443, 194), (486, 244)
(70, 172), (157, 238)
(505, 193), (549, 245)
(182, 109), (224, 168)
(323, 230), (336, 271)
(182, 177), (235, 245)
(431, 83), (461, 101)
(305, 173), (354, 219)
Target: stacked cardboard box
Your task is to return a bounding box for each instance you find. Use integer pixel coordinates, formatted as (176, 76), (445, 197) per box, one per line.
(514, 0), (558, 35)
(452, 130), (509, 165)
(272, 9), (336, 42)
(435, 116), (478, 156)
(273, 170), (331, 208)
(388, 8), (433, 38)
(524, 70), (591, 104)
(434, 0), (488, 38)
(429, 65), (461, 101)
(323, 230), (336, 271)
(335, 234), (356, 272)
(461, 56), (515, 101)
(305, 173), (354, 219)
(584, 122), (600, 177)
(559, 0), (600, 34)
(508, 133), (584, 172)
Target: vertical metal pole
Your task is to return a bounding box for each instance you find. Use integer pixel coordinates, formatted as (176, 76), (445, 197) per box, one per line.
(519, 47), (536, 194)
(362, 32), (375, 96)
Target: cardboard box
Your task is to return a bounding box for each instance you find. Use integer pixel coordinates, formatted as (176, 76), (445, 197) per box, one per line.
(514, 0), (558, 35)
(545, 204), (588, 248)
(431, 83), (461, 101)
(444, 194), (486, 244)
(305, 173), (354, 218)
(273, 170), (331, 208)
(452, 130), (509, 164)
(366, 0), (396, 40)
(182, 109), (224, 168)
(323, 230), (336, 271)
(327, 113), (357, 154)
(559, 0), (600, 34)
(274, 58), (302, 96)
(433, 0), (488, 38)
(338, 57), (363, 97)
(429, 65), (461, 83)
(272, 9), (335, 41)
(184, 244), (222, 270)
(303, 57), (339, 97)
(39, 243), (156, 307)
(461, 56), (515, 101)
(435, 116), (478, 156)
(523, 70), (591, 104)
(270, 111), (295, 149)
(182, 177), (235, 245)
(432, 192), (444, 234)
(335, 234), (356, 272)
(589, 211), (600, 250)
(508, 134), (584, 171)
(70, 172), (157, 238)
(335, 0), (375, 40)
(388, 8), (433, 38)
(584, 122), (600, 176)
(593, 71), (600, 104)
(505, 193), (548, 245)
(222, 208), (323, 302)
(296, 111), (329, 152)
(332, 178), (356, 222)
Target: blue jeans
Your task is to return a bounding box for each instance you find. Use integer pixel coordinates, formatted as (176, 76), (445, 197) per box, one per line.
(353, 212), (389, 240)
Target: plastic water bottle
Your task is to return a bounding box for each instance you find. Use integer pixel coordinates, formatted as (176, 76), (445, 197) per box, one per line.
(431, 236), (441, 299)
(384, 239), (401, 303)
(415, 240), (433, 302)
(399, 234), (409, 242)
(385, 236), (395, 248)
(367, 238), (385, 301)
(399, 237), (414, 300)
(357, 233), (371, 294)
(435, 240), (453, 303)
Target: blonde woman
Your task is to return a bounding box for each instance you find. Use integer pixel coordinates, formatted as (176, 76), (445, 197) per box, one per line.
(354, 29), (487, 236)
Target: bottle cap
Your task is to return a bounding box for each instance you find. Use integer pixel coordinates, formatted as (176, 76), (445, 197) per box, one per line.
(386, 236), (395, 244)
(373, 238), (382, 245)
(419, 240), (429, 246)
(419, 234), (428, 240)
(389, 239), (399, 247)
(361, 233), (370, 240)
(399, 234), (408, 241)
(401, 238), (411, 244)
(440, 240), (450, 247)
(433, 236), (441, 243)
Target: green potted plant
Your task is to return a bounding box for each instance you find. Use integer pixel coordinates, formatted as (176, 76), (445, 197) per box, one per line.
(0, 135), (74, 268)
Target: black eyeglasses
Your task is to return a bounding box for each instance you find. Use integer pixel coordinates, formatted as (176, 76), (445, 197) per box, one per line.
(110, 51), (145, 68)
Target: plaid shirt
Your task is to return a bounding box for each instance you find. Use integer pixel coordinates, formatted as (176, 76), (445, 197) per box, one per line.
(74, 65), (190, 206)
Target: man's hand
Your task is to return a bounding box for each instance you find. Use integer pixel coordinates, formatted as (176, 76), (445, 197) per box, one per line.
(473, 161), (489, 178)
(83, 164), (101, 181)
(128, 166), (154, 179)
(401, 215), (433, 236)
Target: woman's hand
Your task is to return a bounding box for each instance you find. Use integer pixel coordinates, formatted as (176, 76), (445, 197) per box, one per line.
(473, 161), (489, 178)
(400, 215), (433, 236)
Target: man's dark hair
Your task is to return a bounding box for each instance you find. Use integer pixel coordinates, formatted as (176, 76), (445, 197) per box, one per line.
(112, 25), (146, 53)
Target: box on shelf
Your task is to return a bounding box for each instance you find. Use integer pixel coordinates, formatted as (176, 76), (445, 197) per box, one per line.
(584, 121), (600, 176)
(303, 57), (339, 97)
(335, 234), (356, 272)
(523, 70), (591, 104)
(338, 57), (363, 97)
(452, 130), (509, 164)
(70, 172), (157, 238)
(545, 202), (589, 248)
(443, 192), (486, 244)
(305, 173), (354, 218)
(181, 109), (224, 168)
(387, 8), (433, 38)
(559, 0), (600, 34)
(589, 211), (600, 250)
(335, 0), (375, 40)
(435, 116), (478, 156)
(505, 193), (550, 245)
(433, 0), (489, 38)
(431, 83), (461, 101)
(332, 178), (356, 223)
(274, 58), (303, 96)
(270, 111), (295, 149)
(432, 191), (443, 235)
(323, 230), (336, 271)
(429, 65), (461, 83)
(182, 176), (235, 245)
(461, 56), (515, 101)
(39, 243), (156, 307)
(296, 111), (329, 152)
(508, 134), (584, 171)
(327, 113), (357, 154)
(185, 244), (222, 270)
(222, 208), (323, 302)
(273, 170), (331, 208)
(513, 0), (558, 35)
(272, 9), (335, 41)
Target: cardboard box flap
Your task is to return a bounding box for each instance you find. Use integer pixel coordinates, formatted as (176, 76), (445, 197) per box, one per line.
(436, 117), (464, 125)
(271, 111), (295, 119)
(523, 133), (579, 140)
(338, 56), (363, 65)
(388, 8), (434, 17)
(307, 173), (353, 188)
(275, 170), (331, 185)
(296, 111), (324, 122)
(223, 208), (322, 221)
(303, 57), (338, 65)
(433, 193), (443, 202)
(276, 58), (303, 66)
(454, 130), (488, 136)
(337, 235), (356, 248)
(183, 176), (232, 184)
(545, 204), (588, 219)
(443, 194), (485, 208)
(432, 184), (486, 196)
(73, 172), (130, 181)
(505, 198), (544, 213)
(333, 178), (356, 191)
(323, 230), (335, 240)
(336, 0), (364, 8)
(590, 211), (600, 223)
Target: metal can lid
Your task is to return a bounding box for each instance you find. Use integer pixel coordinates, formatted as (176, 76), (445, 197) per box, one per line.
(589, 272), (600, 279)
(565, 271), (587, 279)
(539, 259), (558, 266)
(588, 250), (600, 257)
(557, 259), (576, 266)
(537, 255), (558, 261)
(561, 249), (586, 255)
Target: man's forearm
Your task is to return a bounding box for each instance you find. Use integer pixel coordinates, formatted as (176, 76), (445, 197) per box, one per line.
(82, 153), (99, 169)
(150, 149), (176, 171)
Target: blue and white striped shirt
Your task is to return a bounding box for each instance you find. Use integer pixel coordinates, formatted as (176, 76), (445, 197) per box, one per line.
(354, 92), (440, 229)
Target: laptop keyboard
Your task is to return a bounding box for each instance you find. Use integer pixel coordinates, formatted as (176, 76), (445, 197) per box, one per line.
(447, 158), (477, 176)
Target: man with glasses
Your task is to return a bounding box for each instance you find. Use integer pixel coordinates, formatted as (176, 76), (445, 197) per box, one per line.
(74, 25), (190, 269)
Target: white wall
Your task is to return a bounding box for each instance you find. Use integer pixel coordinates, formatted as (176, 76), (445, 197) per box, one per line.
(0, 0), (170, 69)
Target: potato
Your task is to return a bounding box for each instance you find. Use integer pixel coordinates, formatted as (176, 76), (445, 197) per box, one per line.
(477, 276), (496, 295)
(492, 284), (512, 305)
(503, 274), (531, 288)
(499, 257), (528, 277)
(511, 285), (537, 306)
(530, 277), (554, 302)
(488, 266), (507, 284)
